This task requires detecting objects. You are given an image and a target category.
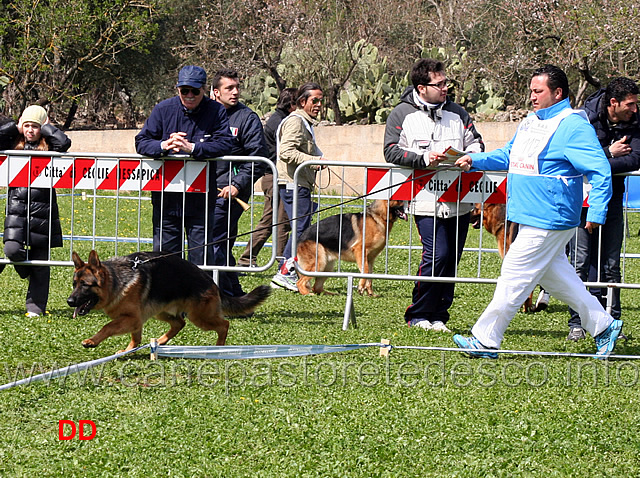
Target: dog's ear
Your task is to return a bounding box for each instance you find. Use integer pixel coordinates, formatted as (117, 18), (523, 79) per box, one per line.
(71, 251), (85, 269)
(88, 250), (101, 268)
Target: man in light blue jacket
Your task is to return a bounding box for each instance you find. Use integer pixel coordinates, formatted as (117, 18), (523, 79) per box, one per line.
(453, 65), (623, 359)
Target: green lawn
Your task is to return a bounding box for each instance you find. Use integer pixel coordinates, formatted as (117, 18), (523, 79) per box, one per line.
(0, 195), (639, 477)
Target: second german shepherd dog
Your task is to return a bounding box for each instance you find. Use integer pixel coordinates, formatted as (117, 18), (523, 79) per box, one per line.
(67, 250), (271, 352)
(296, 199), (407, 296)
(470, 203), (518, 259)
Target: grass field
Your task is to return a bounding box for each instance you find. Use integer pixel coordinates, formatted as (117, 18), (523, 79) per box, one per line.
(1, 196), (640, 477)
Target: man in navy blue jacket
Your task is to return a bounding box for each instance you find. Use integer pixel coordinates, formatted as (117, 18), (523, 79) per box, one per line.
(135, 65), (233, 265)
(211, 68), (268, 296)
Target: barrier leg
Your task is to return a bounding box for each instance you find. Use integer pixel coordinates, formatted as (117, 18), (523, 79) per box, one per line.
(342, 275), (357, 330)
(606, 286), (613, 315)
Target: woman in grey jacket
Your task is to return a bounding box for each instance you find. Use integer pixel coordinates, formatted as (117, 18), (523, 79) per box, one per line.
(0, 105), (71, 317)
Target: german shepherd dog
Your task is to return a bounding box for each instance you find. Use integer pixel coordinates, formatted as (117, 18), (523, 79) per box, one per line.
(67, 250), (271, 352)
(470, 203), (518, 259)
(296, 200), (407, 296)
(470, 203), (548, 312)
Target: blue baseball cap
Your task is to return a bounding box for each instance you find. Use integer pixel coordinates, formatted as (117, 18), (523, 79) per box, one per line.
(176, 65), (207, 88)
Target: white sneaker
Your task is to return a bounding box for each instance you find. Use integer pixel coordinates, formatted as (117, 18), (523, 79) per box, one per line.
(535, 289), (550, 311)
(414, 320), (433, 330)
(431, 321), (452, 332)
(271, 271), (299, 292)
(25, 311), (40, 318)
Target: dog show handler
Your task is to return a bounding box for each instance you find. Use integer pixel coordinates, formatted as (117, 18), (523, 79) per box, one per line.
(453, 64), (623, 359)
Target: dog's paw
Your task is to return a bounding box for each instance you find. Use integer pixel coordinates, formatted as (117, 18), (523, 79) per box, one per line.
(358, 287), (377, 297)
(521, 298), (535, 313)
(81, 338), (97, 348)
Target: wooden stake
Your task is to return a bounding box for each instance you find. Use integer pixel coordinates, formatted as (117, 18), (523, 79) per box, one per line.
(380, 339), (390, 357)
(150, 338), (158, 361)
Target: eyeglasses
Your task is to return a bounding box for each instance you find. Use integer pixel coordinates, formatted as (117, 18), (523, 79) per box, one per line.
(423, 81), (448, 90)
(179, 87), (202, 96)
(310, 97), (323, 105)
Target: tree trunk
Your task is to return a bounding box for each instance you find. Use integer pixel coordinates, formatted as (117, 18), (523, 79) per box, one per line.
(330, 84), (342, 125)
(63, 101), (78, 130)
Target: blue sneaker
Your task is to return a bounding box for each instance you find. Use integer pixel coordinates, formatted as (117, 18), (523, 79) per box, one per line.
(453, 334), (498, 359)
(594, 319), (623, 359)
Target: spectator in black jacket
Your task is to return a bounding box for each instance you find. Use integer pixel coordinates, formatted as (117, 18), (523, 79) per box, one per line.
(238, 88), (296, 267)
(211, 69), (268, 296)
(135, 65), (233, 265)
(567, 77), (640, 341)
(0, 106), (71, 317)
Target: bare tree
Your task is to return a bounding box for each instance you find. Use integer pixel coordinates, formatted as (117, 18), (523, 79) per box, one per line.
(0, 0), (163, 125)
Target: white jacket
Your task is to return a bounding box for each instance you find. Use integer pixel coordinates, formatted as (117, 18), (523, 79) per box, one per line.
(384, 88), (484, 217)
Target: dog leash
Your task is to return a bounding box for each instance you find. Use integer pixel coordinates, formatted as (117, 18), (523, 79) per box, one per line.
(138, 164), (464, 265)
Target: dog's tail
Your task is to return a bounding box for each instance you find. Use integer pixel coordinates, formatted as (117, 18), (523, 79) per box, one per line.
(221, 285), (272, 317)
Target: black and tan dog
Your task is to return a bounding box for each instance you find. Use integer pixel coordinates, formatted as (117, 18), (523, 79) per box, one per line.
(470, 203), (548, 312)
(67, 250), (271, 352)
(296, 199), (407, 296)
(470, 203), (518, 259)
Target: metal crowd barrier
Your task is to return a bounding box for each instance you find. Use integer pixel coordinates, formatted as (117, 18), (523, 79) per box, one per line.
(0, 151), (276, 273)
(1, 150), (638, 332)
(290, 161), (640, 329)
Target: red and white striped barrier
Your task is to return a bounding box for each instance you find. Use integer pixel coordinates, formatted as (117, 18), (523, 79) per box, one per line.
(0, 155), (209, 192)
(366, 167), (507, 203)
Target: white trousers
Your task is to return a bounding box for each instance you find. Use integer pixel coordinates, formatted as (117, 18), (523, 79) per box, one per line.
(472, 225), (613, 349)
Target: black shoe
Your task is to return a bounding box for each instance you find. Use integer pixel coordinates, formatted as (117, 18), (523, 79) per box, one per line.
(14, 265), (30, 279)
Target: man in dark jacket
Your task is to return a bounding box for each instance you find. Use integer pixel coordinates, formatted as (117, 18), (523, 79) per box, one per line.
(135, 65), (234, 265)
(567, 77), (640, 340)
(238, 88), (296, 267)
(211, 69), (268, 296)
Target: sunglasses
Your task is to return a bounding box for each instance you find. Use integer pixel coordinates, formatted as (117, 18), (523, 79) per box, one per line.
(179, 87), (202, 96)
(310, 97), (323, 105)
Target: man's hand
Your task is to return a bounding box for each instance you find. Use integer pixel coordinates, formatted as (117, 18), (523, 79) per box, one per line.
(585, 221), (601, 233)
(314, 157), (329, 170)
(162, 132), (194, 154)
(609, 136), (631, 157)
(218, 185), (239, 199)
(455, 154), (473, 171)
(424, 151), (446, 167)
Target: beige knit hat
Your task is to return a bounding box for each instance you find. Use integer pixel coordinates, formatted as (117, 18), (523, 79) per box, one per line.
(20, 105), (48, 126)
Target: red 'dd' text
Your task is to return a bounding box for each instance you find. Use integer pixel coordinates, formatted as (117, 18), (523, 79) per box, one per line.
(58, 420), (96, 440)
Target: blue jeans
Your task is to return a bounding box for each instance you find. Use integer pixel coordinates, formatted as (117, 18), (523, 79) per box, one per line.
(279, 186), (316, 262)
(568, 200), (623, 327)
(405, 213), (470, 324)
